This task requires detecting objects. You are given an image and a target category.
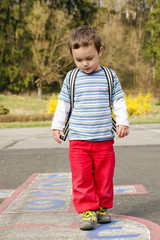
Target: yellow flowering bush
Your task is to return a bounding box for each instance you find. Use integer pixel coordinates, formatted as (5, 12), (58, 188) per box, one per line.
(47, 94), (58, 115)
(47, 92), (156, 117)
(125, 92), (155, 116)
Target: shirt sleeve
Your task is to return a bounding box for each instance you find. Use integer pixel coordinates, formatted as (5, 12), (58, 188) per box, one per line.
(113, 97), (129, 127)
(111, 70), (125, 103)
(51, 99), (70, 130)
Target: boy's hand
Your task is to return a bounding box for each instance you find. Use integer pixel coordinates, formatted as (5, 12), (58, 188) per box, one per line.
(116, 125), (129, 138)
(53, 129), (64, 143)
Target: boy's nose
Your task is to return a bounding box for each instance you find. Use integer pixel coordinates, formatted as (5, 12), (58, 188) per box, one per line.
(83, 61), (88, 67)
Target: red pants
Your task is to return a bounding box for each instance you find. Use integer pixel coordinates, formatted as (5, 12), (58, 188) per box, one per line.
(69, 140), (115, 213)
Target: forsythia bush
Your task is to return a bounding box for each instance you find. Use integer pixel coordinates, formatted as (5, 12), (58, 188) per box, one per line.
(47, 94), (58, 114)
(125, 92), (155, 116)
(47, 92), (155, 116)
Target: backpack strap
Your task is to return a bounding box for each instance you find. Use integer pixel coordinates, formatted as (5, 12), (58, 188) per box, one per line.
(70, 68), (79, 110)
(101, 66), (117, 132)
(60, 68), (79, 141)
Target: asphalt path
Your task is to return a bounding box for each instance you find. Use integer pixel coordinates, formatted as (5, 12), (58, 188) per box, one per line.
(0, 124), (160, 232)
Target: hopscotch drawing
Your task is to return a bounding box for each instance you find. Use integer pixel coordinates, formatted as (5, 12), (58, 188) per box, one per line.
(0, 172), (159, 240)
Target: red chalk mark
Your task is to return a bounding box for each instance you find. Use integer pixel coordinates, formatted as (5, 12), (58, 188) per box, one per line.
(134, 184), (148, 194)
(0, 173), (39, 214)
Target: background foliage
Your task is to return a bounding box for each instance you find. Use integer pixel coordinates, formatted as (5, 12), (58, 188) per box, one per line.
(0, 0), (160, 99)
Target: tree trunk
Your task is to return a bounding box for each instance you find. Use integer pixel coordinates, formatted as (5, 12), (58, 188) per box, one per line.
(38, 82), (42, 100)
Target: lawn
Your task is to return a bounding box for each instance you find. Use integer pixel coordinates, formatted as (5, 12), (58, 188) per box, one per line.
(0, 94), (53, 128)
(0, 94), (49, 115)
(0, 93), (160, 128)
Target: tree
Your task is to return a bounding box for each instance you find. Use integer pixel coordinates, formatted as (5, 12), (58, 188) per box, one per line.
(25, 1), (72, 99)
(46, 0), (98, 26)
(144, 0), (160, 86)
(98, 0), (152, 91)
(0, 0), (34, 93)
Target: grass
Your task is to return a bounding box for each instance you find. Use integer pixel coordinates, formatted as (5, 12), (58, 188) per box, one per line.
(0, 93), (49, 115)
(128, 113), (160, 124)
(0, 93), (160, 128)
(0, 93), (53, 128)
(0, 121), (51, 128)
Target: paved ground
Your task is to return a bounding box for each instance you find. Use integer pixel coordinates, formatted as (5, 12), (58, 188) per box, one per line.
(0, 124), (160, 239)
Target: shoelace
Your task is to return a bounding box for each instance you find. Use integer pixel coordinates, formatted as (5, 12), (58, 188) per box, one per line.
(81, 211), (96, 221)
(99, 207), (108, 215)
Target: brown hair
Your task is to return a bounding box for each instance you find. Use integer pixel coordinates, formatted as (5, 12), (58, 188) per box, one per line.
(68, 25), (102, 54)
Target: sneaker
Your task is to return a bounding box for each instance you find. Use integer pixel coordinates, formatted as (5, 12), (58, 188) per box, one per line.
(97, 207), (111, 223)
(79, 210), (97, 230)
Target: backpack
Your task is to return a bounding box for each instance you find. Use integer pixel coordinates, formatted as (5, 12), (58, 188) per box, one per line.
(60, 66), (116, 141)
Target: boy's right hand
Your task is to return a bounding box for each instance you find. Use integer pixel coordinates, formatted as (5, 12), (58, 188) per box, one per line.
(53, 129), (64, 143)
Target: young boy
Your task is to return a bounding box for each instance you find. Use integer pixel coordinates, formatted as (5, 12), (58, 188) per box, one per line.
(52, 26), (129, 230)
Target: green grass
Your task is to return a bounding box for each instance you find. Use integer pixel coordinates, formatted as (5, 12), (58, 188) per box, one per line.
(0, 93), (160, 128)
(0, 93), (50, 115)
(0, 121), (51, 128)
(0, 93), (53, 128)
(128, 113), (160, 124)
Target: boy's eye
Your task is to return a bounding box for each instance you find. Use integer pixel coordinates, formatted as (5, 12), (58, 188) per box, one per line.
(87, 57), (93, 60)
(75, 59), (82, 62)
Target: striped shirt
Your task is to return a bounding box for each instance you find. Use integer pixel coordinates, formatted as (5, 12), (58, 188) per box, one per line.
(59, 67), (124, 141)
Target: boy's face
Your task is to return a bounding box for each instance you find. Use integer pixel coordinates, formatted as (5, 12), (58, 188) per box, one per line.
(72, 44), (102, 74)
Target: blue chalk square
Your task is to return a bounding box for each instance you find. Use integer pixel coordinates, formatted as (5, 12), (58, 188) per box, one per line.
(0, 190), (15, 198)
(114, 185), (136, 194)
(35, 173), (72, 180)
(27, 179), (72, 189)
(19, 188), (72, 198)
(3, 197), (70, 213)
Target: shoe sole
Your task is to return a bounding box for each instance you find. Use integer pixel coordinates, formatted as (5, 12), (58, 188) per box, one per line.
(79, 225), (95, 230)
(79, 222), (97, 230)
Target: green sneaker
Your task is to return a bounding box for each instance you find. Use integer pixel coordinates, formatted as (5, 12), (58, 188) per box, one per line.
(97, 207), (111, 223)
(79, 210), (97, 230)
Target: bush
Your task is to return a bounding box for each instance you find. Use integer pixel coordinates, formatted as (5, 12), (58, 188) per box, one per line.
(125, 92), (156, 116)
(0, 105), (9, 115)
(47, 94), (58, 115)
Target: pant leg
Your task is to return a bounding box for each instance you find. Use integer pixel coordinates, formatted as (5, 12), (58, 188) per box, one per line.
(69, 140), (100, 213)
(92, 140), (115, 209)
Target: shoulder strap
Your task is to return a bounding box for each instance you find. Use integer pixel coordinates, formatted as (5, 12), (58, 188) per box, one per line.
(69, 68), (79, 111)
(101, 66), (116, 132)
(60, 68), (79, 141)
(101, 66), (113, 108)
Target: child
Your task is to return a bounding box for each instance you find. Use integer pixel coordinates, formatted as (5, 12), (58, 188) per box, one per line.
(52, 26), (129, 230)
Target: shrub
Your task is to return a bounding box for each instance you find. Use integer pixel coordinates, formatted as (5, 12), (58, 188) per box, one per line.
(47, 94), (58, 115)
(0, 105), (9, 115)
(125, 92), (155, 116)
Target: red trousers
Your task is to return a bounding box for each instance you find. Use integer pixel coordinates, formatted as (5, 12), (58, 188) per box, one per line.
(69, 139), (115, 213)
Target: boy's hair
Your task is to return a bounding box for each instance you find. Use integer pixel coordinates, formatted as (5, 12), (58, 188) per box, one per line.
(68, 25), (102, 54)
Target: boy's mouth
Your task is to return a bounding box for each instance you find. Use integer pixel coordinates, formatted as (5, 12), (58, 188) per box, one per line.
(83, 67), (91, 72)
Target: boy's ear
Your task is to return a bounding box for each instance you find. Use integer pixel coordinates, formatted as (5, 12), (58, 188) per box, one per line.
(99, 47), (103, 56)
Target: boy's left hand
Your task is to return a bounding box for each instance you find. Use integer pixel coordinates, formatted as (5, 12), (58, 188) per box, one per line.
(116, 125), (129, 138)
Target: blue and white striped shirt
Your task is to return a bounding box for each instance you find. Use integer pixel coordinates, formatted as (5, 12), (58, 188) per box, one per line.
(59, 68), (124, 141)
